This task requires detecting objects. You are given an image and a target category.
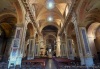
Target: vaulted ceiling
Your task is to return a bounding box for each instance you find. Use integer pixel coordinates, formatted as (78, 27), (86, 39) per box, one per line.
(0, 0), (73, 37)
(0, 0), (16, 14)
(28, 0), (70, 29)
(0, 0), (17, 38)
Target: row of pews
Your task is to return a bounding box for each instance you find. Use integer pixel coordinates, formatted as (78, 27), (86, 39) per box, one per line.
(0, 57), (100, 69)
(0, 57), (48, 69)
(53, 57), (100, 69)
(0, 62), (8, 69)
(22, 57), (48, 69)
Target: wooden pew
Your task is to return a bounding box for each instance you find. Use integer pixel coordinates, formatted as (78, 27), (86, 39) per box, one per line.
(53, 57), (74, 69)
(22, 58), (47, 69)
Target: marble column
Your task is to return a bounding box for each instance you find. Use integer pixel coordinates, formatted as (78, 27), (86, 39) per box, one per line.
(61, 42), (66, 57)
(65, 34), (69, 58)
(34, 35), (40, 56)
(37, 42), (40, 56)
(27, 37), (34, 60)
(60, 42), (63, 57)
(63, 43), (66, 57)
(39, 36), (45, 56)
(36, 42), (39, 56)
(8, 24), (24, 68)
(67, 39), (74, 59)
(33, 36), (36, 58)
(74, 20), (85, 65)
(79, 27), (94, 66)
(56, 36), (61, 57)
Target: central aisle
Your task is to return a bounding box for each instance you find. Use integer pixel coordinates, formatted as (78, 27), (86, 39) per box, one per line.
(45, 59), (57, 69)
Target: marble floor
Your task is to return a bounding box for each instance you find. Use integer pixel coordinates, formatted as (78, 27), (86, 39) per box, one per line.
(45, 59), (57, 69)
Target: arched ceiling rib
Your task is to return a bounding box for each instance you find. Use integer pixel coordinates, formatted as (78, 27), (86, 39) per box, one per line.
(36, 6), (63, 20)
(36, 12), (63, 21)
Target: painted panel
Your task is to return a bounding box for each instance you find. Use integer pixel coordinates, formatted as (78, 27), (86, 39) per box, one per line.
(11, 48), (18, 57)
(16, 30), (20, 38)
(68, 39), (72, 54)
(12, 39), (20, 48)
(80, 27), (90, 54)
(15, 28), (22, 38)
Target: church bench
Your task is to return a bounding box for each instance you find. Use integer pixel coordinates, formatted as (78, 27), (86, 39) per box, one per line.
(52, 57), (74, 69)
(22, 58), (48, 69)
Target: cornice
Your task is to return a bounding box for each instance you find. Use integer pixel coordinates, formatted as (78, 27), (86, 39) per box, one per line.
(21, 0), (41, 36)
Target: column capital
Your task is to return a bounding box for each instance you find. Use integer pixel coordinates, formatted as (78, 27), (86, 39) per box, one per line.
(56, 36), (61, 41)
(67, 38), (72, 40)
(61, 41), (66, 44)
(16, 23), (24, 27)
(79, 26), (86, 28)
(84, 53), (93, 58)
(40, 40), (44, 43)
(67, 35), (72, 38)
(56, 41), (60, 43)
(29, 37), (34, 39)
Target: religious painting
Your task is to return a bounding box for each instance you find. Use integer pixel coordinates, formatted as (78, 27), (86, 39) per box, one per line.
(80, 27), (90, 54)
(29, 40), (33, 54)
(12, 48), (18, 57)
(28, 39), (33, 59)
(16, 29), (20, 38)
(15, 28), (22, 38)
(13, 39), (20, 48)
(68, 39), (72, 55)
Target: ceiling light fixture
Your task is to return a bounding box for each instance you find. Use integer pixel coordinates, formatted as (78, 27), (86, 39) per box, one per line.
(47, 16), (53, 22)
(46, 0), (55, 10)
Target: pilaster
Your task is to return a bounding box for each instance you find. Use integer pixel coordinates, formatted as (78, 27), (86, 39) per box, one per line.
(27, 37), (34, 60)
(56, 36), (61, 57)
(8, 24), (24, 68)
(67, 38), (74, 59)
(79, 27), (94, 66)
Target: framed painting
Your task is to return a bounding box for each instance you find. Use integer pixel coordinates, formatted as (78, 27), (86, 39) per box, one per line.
(15, 28), (22, 38)
(80, 27), (90, 54)
(16, 29), (20, 38)
(11, 48), (18, 57)
(12, 39), (20, 48)
(68, 39), (72, 55)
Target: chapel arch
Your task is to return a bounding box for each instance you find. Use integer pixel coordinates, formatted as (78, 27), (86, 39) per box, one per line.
(67, 22), (79, 58)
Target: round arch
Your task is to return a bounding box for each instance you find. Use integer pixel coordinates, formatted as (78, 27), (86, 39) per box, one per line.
(66, 22), (79, 57)
(44, 34), (56, 57)
(78, 0), (100, 26)
(87, 22), (100, 61)
(0, 13), (17, 59)
(13, 0), (25, 23)
(44, 33), (56, 40)
(24, 23), (34, 58)
(40, 23), (60, 33)
(26, 23), (34, 38)
(0, 13), (17, 21)
(0, 14), (17, 37)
